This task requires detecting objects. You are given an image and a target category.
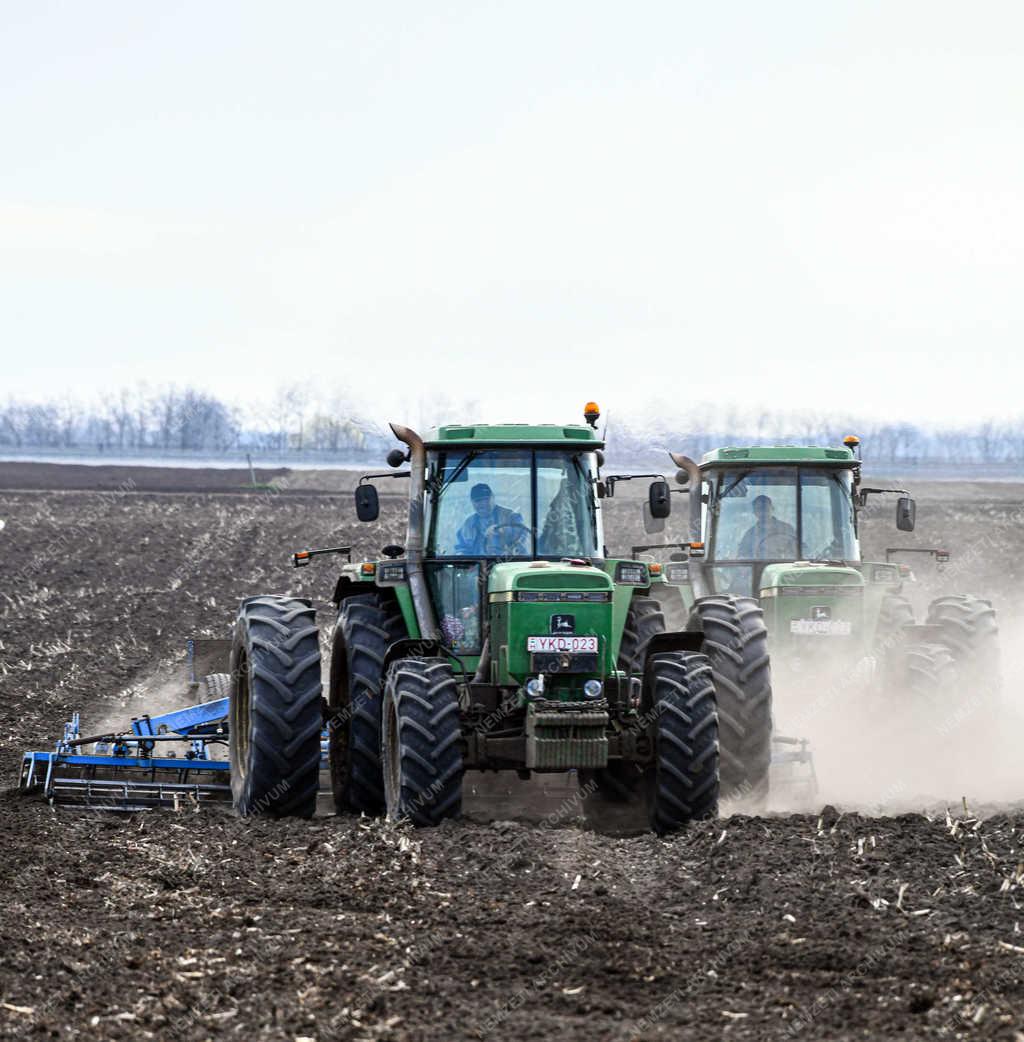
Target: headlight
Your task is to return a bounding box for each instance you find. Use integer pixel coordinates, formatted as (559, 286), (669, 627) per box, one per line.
(583, 679), (603, 699)
(615, 562), (649, 585)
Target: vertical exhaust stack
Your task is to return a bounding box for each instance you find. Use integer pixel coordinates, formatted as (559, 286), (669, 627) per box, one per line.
(669, 452), (711, 600)
(389, 423), (441, 641)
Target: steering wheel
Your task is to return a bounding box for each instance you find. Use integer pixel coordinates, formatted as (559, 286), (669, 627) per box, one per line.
(813, 540), (843, 560)
(488, 522), (532, 539)
(750, 533), (797, 559)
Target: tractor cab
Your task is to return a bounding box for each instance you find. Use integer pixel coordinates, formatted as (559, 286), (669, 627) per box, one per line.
(700, 447), (861, 597)
(660, 440), (928, 667)
(413, 426), (606, 657)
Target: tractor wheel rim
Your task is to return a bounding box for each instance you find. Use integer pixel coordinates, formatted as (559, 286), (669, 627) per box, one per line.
(235, 649), (252, 781)
(383, 691), (401, 816)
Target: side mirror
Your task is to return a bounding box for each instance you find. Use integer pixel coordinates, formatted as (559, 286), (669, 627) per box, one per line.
(648, 479), (671, 519)
(642, 501), (665, 535)
(896, 496), (916, 532)
(386, 448), (406, 468)
(355, 484), (380, 522)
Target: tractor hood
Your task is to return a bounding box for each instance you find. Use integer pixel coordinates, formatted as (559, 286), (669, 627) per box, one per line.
(759, 561), (864, 595)
(759, 561), (864, 644)
(487, 561), (615, 682)
(487, 560), (614, 598)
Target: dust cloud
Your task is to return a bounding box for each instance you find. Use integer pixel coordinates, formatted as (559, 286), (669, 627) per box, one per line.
(768, 604), (1024, 816)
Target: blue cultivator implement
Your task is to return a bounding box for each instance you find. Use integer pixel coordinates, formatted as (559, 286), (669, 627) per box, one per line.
(18, 639), (236, 811)
(19, 702), (233, 811)
(19, 638), (332, 812)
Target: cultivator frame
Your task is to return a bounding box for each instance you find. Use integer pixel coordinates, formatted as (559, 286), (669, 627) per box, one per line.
(17, 638), (332, 812)
(19, 696), (234, 811)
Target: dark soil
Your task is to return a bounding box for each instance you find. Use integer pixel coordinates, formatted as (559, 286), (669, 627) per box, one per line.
(2, 467), (1024, 1040)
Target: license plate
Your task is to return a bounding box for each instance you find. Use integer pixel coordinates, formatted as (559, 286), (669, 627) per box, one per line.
(526, 635), (599, 653)
(790, 619), (852, 636)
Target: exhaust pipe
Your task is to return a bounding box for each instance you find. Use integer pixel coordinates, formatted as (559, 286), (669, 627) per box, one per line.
(668, 452), (711, 601)
(389, 423), (441, 641)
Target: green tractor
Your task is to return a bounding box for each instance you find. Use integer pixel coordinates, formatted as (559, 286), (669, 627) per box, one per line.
(648, 439), (1000, 719)
(225, 411), (776, 831)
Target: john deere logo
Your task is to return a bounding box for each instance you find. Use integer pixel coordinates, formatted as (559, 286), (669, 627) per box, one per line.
(811, 605), (831, 621)
(550, 614), (575, 635)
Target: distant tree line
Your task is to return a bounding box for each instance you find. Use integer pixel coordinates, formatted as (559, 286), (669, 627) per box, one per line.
(611, 403), (1024, 466)
(0, 388), (1022, 466)
(0, 385), (388, 457)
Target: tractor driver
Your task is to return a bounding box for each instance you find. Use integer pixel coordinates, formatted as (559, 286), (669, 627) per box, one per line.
(738, 494), (798, 559)
(455, 483), (529, 556)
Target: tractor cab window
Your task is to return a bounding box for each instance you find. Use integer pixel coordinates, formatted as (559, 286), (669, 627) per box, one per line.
(710, 469), (799, 562)
(800, 469), (857, 561)
(708, 466), (859, 574)
(427, 448), (600, 559)
(427, 561), (483, 653)
(429, 449), (533, 558)
(536, 451), (600, 558)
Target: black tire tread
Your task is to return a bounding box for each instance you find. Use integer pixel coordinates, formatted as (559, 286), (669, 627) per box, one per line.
(619, 596), (666, 674)
(201, 672), (232, 700)
(229, 595), (323, 819)
(902, 641), (956, 698)
(382, 657), (463, 827)
(329, 593), (406, 814)
(692, 594), (773, 800)
(646, 650), (719, 833)
(587, 596), (665, 802)
(926, 595), (1000, 684)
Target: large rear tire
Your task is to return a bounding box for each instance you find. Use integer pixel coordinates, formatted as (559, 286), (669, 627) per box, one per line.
(229, 596), (323, 818)
(926, 594), (1001, 695)
(692, 595), (773, 801)
(327, 593), (406, 815)
(584, 596), (665, 803)
(644, 651), (719, 833)
(877, 593), (915, 632)
(199, 672), (232, 700)
(381, 657), (463, 826)
(902, 641), (957, 699)
(619, 596), (666, 674)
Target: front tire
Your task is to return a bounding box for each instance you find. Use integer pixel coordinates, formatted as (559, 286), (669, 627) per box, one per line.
(902, 641), (957, 700)
(229, 596), (323, 818)
(644, 651), (719, 833)
(381, 657), (463, 826)
(585, 596), (666, 803)
(692, 595), (773, 801)
(926, 594), (1001, 695)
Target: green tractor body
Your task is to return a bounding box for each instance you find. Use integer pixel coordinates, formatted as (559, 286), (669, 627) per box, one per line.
(653, 441), (998, 709)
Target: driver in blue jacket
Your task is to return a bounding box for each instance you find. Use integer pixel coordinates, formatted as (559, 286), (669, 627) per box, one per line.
(455, 483), (528, 556)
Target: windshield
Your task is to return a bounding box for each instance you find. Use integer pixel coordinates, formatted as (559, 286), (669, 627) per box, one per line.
(427, 448), (601, 559)
(708, 467), (857, 562)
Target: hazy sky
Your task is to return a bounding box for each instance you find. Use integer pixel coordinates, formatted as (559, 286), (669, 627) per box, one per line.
(1, 2), (1022, 426)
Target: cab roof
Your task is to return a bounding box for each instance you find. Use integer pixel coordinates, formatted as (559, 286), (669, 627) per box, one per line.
(700, 445), (857, 468)
(424, 424), (603, 449)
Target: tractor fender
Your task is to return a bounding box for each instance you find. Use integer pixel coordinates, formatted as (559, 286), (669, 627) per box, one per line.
(332, 576), (378, 609)
(239, 594), (313, 610)
(381, 637), (446, 676)
(645, 630), (706, 659)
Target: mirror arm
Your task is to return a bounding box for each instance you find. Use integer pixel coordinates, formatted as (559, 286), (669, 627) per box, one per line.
(359, 471), (410, 484)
